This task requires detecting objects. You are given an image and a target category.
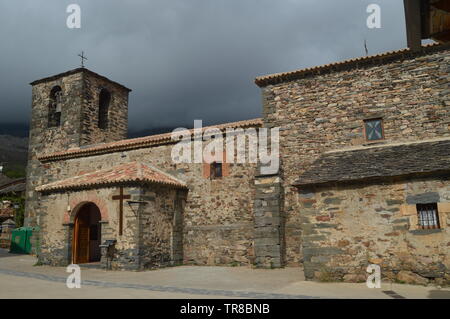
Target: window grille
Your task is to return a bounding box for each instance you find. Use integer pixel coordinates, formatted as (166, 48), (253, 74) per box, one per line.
(416, 203), (440, 229)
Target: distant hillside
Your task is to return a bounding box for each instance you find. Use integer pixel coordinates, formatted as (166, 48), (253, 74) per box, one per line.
(0, 135), (28, 177)
(0, 123), (29, 138)
(0, 123), (30, 177)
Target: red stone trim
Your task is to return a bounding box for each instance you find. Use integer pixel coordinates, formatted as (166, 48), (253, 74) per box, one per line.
(202, 147), (231, 179)
(63, 194), (109, 224)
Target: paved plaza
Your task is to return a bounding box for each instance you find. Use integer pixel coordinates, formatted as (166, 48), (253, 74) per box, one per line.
(0, 249), (448, 299)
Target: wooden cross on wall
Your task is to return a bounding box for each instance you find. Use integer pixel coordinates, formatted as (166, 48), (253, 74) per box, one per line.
(112, 187), (131, 236)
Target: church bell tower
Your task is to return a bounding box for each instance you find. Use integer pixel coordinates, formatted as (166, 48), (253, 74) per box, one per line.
(28, 67), (131, 154)
(24, 67), (131, 226)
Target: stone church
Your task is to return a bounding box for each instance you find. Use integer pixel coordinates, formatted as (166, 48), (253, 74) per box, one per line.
(25, 1), (449, 283)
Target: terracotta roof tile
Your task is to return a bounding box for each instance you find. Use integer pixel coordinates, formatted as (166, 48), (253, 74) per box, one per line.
(255, 43), (449, 87)
(0, 208), (15, 218)
(0, 174), (12, 187)
(36, 162), (187, 192)
(38, 118), (263, 162)
(0, 178), (26, 195)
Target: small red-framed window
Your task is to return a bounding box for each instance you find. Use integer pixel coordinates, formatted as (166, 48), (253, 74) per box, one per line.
(203, 150), (230, 179)
(210, 162), (222, 179)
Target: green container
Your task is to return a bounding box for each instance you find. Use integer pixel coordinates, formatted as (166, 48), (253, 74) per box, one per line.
(10, 227), (37, 254)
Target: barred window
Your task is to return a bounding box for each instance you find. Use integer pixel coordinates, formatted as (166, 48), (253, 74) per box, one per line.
(416, 203), (440, 229)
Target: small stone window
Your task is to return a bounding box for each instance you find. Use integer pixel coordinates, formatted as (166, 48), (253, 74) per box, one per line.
(364, 118), (384, 141)
(210, 162), (222, 179)
(48, 86), (62, 128)
(416, 203), (440, 229)
(98, 89), (111, 130)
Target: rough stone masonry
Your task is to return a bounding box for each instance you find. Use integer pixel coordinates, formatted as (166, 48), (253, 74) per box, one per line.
(255, 43), (450, 285)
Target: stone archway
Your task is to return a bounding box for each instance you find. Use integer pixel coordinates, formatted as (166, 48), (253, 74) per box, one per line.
(72, 202), (102, 264)
(65, 195), (109, 224)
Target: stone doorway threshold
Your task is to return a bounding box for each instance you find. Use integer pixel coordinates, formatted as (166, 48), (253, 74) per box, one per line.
(78, 262), (102, 270)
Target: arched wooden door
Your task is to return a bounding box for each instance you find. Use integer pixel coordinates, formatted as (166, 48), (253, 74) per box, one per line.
(72, 203), (101, 264)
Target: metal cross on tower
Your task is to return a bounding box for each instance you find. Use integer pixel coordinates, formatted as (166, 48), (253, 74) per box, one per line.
(78, 51), (87, 68)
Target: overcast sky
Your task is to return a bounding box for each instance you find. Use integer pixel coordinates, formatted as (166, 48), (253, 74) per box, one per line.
(0, 0), (410, 131)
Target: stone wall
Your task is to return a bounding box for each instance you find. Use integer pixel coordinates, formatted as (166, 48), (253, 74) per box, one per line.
(260, 47), (450, 266)
(80, 72), (129, 146)
(253, 173), (285, 268)
(298, 176), (450, 285)
(26, 72), (84, 227)
(137, 185), (186, 269)
(38, 188), (116, 266)
(37, 185), (185, 270)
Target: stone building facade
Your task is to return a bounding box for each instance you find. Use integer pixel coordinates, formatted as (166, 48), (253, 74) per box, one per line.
(25, 69), (261, 269)
(255, 43), (450, 284)
(25, 43), (449, 284)
(32, 134), (260, 269)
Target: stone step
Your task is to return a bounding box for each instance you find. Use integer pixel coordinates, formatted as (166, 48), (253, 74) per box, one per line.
(78, 262), (102, 270)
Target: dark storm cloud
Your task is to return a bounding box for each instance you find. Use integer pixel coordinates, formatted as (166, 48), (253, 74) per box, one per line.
(0, 0), (408, 131)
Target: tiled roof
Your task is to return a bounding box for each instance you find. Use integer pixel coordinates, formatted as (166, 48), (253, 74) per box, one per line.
(293, 138), (450, 188)
(30, 67), (132, 92)
(0, 174), (12, 187)
(255, 43), (449, 87)
(0, 178), (26, 195)
(36, 162), (187, 192)
(38, 118), (263, 162)
(0, 208), (14, 218)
